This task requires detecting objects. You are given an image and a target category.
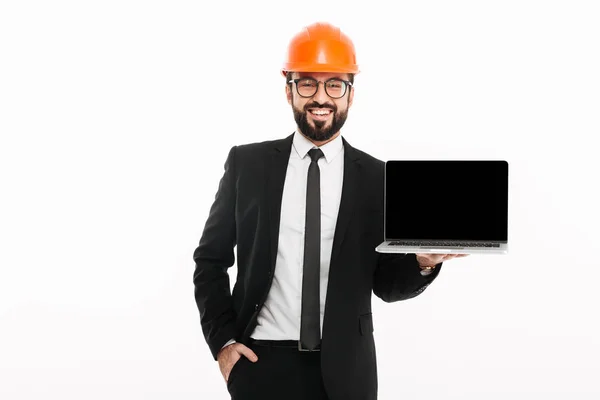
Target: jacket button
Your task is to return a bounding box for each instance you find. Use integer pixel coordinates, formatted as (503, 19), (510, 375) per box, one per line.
(255, 304), (259, 310)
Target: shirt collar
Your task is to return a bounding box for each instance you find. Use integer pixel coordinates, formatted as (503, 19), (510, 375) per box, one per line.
(292, 131), (344, 164)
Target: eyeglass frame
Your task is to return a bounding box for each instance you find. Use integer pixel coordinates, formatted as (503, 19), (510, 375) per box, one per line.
(287, 77), (353, 99)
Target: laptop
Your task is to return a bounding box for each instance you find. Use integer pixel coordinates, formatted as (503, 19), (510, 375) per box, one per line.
(375, 160), (509, 255)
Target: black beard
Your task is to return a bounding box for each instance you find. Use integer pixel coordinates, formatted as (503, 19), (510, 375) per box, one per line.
(292, 100), (348, 142)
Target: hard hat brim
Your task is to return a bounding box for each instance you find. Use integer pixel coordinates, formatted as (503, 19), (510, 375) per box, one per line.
(281, 64), (360, 76)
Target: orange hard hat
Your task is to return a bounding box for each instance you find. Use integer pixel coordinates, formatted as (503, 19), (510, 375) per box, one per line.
(281, 22), (359, 76)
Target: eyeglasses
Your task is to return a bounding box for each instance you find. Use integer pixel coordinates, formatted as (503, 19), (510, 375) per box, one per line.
(288, 78), (352, 99)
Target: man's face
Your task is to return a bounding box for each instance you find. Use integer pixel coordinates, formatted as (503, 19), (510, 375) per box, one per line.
(286, 72), (354, 143)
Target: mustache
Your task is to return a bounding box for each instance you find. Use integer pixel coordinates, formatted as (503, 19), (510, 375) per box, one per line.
(304, 102), (337, 112)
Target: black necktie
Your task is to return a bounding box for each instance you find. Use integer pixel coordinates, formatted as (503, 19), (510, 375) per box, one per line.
(300, 148), (324, 350)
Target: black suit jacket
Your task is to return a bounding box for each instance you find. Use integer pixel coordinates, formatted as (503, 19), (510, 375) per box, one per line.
(193, 133), (442, 400)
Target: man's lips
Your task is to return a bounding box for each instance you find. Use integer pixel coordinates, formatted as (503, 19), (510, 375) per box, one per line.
(307, 108), (334, 121)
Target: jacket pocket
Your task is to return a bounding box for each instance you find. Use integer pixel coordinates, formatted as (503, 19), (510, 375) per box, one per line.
(359, 313), (374, 336)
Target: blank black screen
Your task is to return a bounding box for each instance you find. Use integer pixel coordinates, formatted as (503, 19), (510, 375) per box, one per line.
(385, 161), (508, 241)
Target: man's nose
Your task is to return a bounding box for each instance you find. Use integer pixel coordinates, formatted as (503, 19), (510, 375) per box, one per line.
(312, 81), (329, 104)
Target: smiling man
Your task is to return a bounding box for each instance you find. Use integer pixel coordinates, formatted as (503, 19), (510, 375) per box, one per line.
(193, 22), (467, 400)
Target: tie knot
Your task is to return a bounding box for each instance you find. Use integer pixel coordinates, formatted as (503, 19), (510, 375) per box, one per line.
(308, 148), (324, 162)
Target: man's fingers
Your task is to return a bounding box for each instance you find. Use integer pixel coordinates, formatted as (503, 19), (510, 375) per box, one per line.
(417, 252), (469, 265)
(416, 254), (441, 263)
(236, 344), (259, 362)
(447, 254), (469, 259)
(443, 253), (469, 259)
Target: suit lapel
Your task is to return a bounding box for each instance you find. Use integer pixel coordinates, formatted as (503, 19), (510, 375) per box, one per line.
(322, 138), (362, 335)
(330, 138), (361, 266)
(266, 133), (294, 273)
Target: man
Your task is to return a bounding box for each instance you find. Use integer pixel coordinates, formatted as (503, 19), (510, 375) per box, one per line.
(193, 22), (468, 400)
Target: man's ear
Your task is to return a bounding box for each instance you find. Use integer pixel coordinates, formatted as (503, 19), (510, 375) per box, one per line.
(348, 86), (354, 108)
(286, 84), (292, 105)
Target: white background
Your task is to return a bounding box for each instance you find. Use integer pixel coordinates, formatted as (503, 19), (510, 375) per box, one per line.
(1, 1), (599, 399)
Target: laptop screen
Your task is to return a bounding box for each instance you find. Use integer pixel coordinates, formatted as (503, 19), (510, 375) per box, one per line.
(385, 161), (508, 242)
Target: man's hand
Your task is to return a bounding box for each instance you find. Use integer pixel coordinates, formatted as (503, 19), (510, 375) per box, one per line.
(416, 253), (469, 267)
(217, 342), (259, 383)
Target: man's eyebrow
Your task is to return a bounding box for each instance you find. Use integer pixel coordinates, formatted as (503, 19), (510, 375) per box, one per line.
(297, 75), (344, 80)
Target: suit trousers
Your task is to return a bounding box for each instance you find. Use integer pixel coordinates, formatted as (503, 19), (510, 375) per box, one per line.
(226, 340), (329, 400)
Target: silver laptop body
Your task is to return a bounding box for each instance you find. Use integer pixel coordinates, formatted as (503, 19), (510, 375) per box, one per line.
(375, 160), (509, 255)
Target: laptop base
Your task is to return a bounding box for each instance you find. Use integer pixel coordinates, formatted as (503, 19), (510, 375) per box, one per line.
(375, 241), (508, 255)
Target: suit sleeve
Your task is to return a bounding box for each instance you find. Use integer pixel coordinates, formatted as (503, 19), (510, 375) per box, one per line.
(373, 253), (442, 303)
(192, 146), (238, 360)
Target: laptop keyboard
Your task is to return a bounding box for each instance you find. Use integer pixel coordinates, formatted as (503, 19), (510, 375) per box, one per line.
(389, 241), (500, 248)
